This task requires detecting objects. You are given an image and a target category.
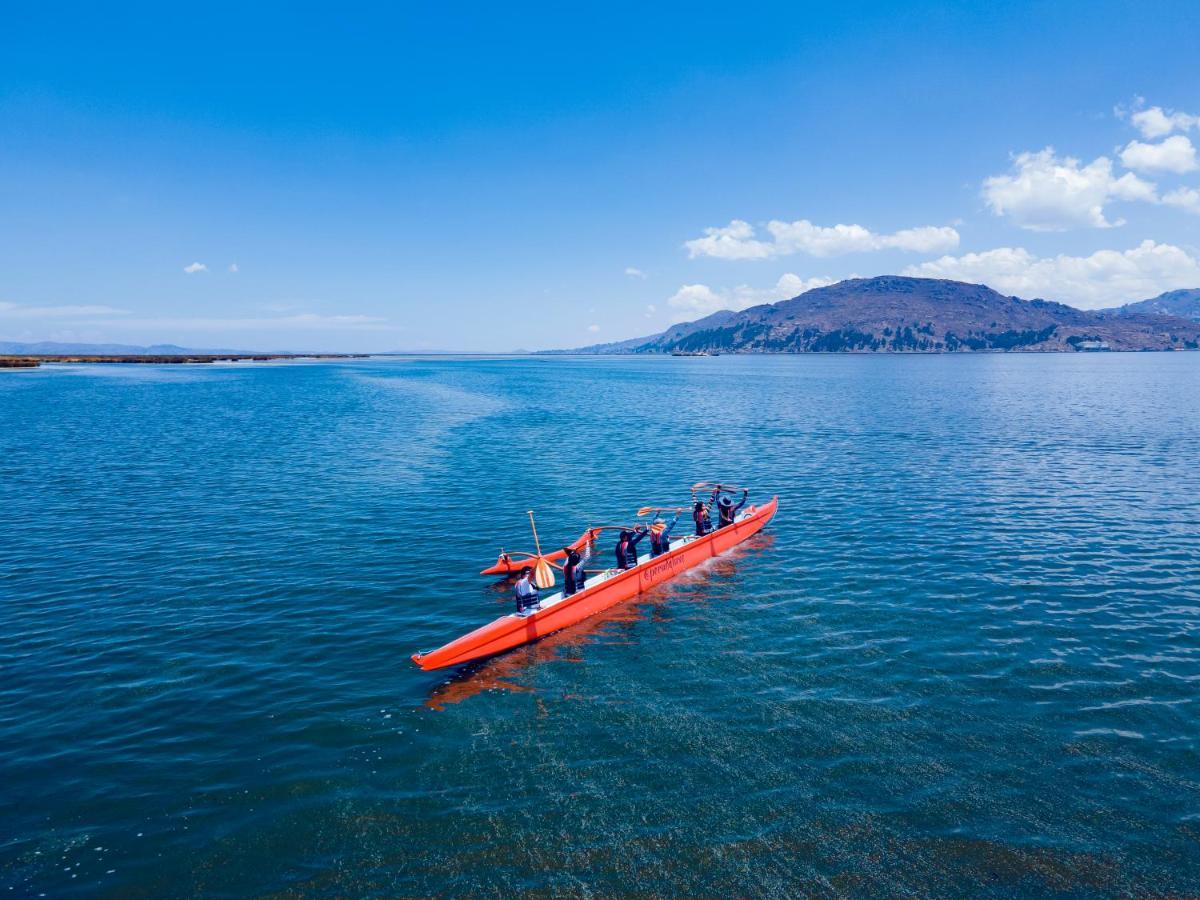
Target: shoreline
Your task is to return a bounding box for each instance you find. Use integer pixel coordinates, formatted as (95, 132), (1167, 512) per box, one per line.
(0, 353), (368, 369)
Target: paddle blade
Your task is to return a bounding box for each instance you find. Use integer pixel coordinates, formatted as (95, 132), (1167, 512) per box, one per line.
(533, 557), (556, 589)
(637, 506), (655, 516)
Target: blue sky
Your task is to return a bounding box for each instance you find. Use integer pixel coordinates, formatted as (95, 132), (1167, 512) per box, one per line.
(2, 1), (1199, 351)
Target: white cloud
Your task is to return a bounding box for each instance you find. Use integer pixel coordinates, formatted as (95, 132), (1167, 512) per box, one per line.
(667, 284), (726, 318)
(1119, 135), (1198, 174)
(904, 240), (1200, 309)
(587, 323), (600, 333)
(0, 302), (130, 318)
(228, 263), (239, 273)
(183, 262), (208, 274)
(624, 267), (646, 278)
(666, 273), (836, 321)
(684, 218), (958, 259)
(1129, 105), (1200, 140)
(1163, 186), (1200, 214)
(982, 148), (1157, 231)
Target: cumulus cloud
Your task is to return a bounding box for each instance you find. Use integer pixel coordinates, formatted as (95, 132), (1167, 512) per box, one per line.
(0, 302), (130, 318)
(904, 240), (1200, 309)
(1163, 186), (1200, 214)
(1119, 135), (1198, 174)
(1129, 105), (1200, 140)
(228, 263), (239, 273)
(624, 267), (646, 278)
(982, 148), (1157, 231)
(684, 218), (958, 259)
(666, 284), (725, 318)
(183, 262), (208, 274)
(666, 273), (836, 321)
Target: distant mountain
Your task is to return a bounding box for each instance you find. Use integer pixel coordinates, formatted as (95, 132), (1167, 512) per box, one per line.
(569, 309), (739, 354)
(1108, 288), (1200, 322)
(560, 277), (1200, 354)
(0, 341), (263, 355)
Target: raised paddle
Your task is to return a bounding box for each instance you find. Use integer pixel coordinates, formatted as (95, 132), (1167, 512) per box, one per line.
(636, 505), (689, 516)
(691, 482), (748, 496)
(588, 524), (640, 534)
(526, 510), (556, 589)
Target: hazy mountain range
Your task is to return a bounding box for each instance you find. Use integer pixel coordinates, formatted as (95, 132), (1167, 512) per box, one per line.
(564, 278), (1200, 354)
(7, 282), (1200, 357)
(0, 341), (261, 355)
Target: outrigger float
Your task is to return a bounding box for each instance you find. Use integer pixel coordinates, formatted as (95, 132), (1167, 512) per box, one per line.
(412, 487), (778, 671)
(478, 527), (602, 576)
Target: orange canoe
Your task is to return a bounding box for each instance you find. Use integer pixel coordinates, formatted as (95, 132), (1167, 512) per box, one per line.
(479, 527), (602, 576)
(414, 496), (778, 671)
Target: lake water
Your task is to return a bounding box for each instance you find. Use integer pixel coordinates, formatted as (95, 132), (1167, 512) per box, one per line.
(2, 354), (1198, 895)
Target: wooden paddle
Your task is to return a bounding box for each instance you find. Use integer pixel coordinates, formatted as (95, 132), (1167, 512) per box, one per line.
(526, 510), (556, 589)
(691, 481), (748, 496)
(636, 505), (689, 516)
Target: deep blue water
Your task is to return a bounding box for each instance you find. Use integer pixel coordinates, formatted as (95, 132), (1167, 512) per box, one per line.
(2, 354), (1198, 896)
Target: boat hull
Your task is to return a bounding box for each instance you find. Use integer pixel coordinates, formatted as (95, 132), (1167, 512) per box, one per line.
(414, 496), (778, 670)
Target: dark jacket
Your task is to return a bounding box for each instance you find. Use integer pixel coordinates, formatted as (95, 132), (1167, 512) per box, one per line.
(718, 491), (748, 528)
(563, 545), (592, 597)
(616, 530), (647, 569)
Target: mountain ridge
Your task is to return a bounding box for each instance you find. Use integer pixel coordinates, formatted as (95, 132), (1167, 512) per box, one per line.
(1106, 288), (1200, 322)
(557, 277), (1200, 354)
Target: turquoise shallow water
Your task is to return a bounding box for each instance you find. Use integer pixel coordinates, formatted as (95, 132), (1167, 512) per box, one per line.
(2, 354), (1199, 896)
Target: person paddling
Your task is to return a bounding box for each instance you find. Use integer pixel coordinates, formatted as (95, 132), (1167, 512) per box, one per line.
(562, 543), (592, 597)
(616, 528), (648, 570)
(649, 512), (679, 557)
(715, 487), (749, 529)
(692, 499), (713, 536)
(513, 566), (540, 615)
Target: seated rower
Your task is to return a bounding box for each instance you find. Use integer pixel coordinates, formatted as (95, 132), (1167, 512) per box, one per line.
(692, 499), (713, 536)
(562, 543), (592, 597)
(649, 512), (679, 557)
(615, 528), (648, 570)
(513, 566), (540, 615)
(715, 487), (749, 529)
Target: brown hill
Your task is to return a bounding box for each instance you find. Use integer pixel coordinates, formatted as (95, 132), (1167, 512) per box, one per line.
(568, 277), (1200, 353)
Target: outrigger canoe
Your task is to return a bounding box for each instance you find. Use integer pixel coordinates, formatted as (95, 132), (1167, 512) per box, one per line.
(413, 496), (778, 671)
(479, 527), (602, 576)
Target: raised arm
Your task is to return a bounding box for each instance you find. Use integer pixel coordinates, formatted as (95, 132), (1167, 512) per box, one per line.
(733, 490), (749, 513)
(663, 513), (679, 539)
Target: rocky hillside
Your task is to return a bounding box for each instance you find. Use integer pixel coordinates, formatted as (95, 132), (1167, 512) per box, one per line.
(1110, 288), (1200, 322)
(565, 277), (1200, 353)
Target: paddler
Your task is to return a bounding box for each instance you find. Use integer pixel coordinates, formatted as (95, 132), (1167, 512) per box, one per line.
(715, 486), (749, 529)
(692, 499), (713, 536)
(615, 527), (648, 570)
(649, 512), (679, 557)
(562, 543), (592, 597)
(513, 567), (540, 615)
